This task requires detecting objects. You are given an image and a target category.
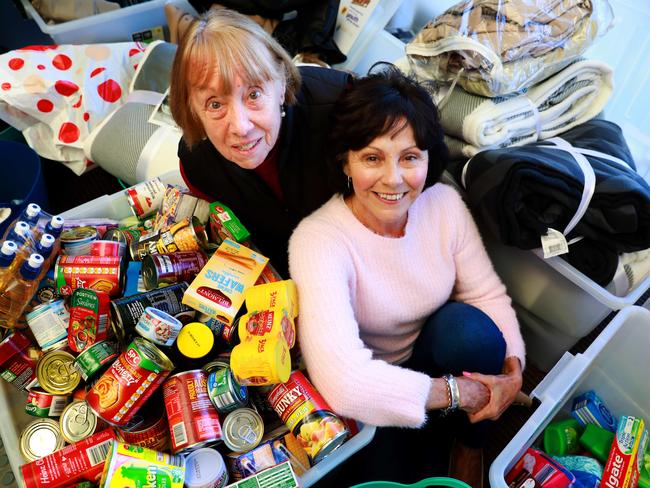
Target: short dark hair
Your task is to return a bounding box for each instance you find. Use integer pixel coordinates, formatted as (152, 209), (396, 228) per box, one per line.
(328, 64), (449, 196)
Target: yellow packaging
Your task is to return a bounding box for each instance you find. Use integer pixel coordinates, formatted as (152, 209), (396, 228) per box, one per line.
(99, 441), (186, 488)
(183, 239), (268, 325)
(238, 308), (296, 348)
(245, 280), (299, 318)
(230, 335), (291, 386)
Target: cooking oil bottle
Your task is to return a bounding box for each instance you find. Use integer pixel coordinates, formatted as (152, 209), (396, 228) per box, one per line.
(0, 253), (44, 328)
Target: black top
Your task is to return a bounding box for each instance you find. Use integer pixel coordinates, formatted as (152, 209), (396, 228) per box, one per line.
(179, 66), (352, 276)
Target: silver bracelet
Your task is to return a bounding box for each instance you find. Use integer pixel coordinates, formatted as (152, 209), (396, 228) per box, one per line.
(441, 374), (460, 416)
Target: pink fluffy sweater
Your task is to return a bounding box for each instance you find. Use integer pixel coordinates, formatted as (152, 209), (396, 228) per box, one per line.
(288, 184), (525, 428)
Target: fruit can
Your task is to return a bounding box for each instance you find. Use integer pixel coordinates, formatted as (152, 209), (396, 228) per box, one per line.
(86, 337), (173, 427)
(125, 177), (167, 219)
(141, 250), (208, 290)
(221, 407), (264, 453)
(68, 288), (111, 352)
(185, 448), (229, 488)
(59, 400), (99, 444)
(207, 366), (248, 414)
(25, 299), (69, 352)
(55, 255), (124, 298)
(163, 369), (223, 453)
(267, 370), (348, 464)
(60, 226), (98, 256)
(36, 350), (81, 395)
(74, 340), (120, 382)
(0, 330), (39, 391)
(20, 429), (117, 488)
(20, 418), (66, 462)
(25, 388), (70, 417)
(117, 407), (170, 452)
(134, 306), (183, 347)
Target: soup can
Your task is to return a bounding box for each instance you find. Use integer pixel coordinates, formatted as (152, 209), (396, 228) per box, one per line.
(55, 255), (125, 298)
(221, 407), (264, 453)
(25, 389), (70, 418)
(135, 306), (183, 347)
(141, 250), (208, 290)
(125, 177), (167, 219)
(0, 330), (40, 391)
(20, 418), (66, 462)
(74, 340), (120, 382)
(36, 350), (81, 395)
(86, 337), (173, 427)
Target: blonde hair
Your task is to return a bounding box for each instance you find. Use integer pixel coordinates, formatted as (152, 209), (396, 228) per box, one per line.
(170, 8), (301, 147)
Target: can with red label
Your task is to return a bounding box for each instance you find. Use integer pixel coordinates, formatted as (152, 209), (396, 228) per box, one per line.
(125, 177), (167, 219)
(163, 369), (223, 453)
(267, 370), (348, 464)
(25, 389), (70, 417)
(68, 288), (111, 353)
(90, 240), (126, 258)
(117, 408), (170, 452)
(141, 250), (208, 290)
(21, 428), (117, 488)
(0, 331), (39, 391)
(86, 337), (173, 427)
(55, 255), (125, 298)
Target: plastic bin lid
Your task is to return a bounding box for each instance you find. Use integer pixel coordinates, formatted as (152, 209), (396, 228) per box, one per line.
(351, 477), (471, 488)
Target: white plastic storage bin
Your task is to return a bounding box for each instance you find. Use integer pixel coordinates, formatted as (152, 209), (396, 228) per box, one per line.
(0, 173), (375, 487)
(489, 305), (650, 487)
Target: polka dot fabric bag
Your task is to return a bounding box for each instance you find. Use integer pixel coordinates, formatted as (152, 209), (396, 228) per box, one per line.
(0, 43), (145, 175)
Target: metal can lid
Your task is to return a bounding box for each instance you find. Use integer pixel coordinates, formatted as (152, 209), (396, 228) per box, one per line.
(222, 408), (264, 453)
(132, 336), (174, 371)
(184, 448), (227, 488)
(59, 400), (97, 444)
(60, 226), (98, 243)
(36, 350), (81, 395)
(177, 322), (213, 359)
(20, 418), (65, 462)
(203, 359), (230, 374)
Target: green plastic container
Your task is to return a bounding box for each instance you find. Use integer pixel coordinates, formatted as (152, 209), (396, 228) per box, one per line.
(351, 477), (472, 488)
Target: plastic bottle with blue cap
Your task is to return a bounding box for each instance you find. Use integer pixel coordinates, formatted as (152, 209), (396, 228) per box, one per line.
(0, 253), (44, 328)
(44, 216), (64, 238)
(18, 203), (42, 228)
(0, 240), (18, 291)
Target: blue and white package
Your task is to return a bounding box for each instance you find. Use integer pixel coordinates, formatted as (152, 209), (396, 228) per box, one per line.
(571, 390), (617, 432)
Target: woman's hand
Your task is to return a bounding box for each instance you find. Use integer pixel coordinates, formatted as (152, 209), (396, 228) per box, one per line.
(464, 356), (523, 423)
(456, 376), (490, 414)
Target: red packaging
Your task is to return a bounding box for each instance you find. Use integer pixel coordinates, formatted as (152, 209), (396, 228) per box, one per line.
(0, 331), (39, 391)
(506, 448), (575, 488)
(55, 255), (124, 298)
(117, 413), (170, 452)
(90, 240), (126, 257)
(163, 369), (223, 453)
(68, 288), (111, 352)
(21, 428), (116, 488)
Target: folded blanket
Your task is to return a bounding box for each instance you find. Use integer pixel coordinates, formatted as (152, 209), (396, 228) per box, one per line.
(462, 119), (650, 254)
(564, 238), (618, 287)
(406, 0), (613, 97)
(438, 59), (613, 159)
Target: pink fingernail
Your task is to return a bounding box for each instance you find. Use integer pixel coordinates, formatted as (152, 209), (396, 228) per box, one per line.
(462, 371), (472, 377)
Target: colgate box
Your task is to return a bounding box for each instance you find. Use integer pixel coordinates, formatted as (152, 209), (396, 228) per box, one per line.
(183, 239), (268, 325)
(600, 416), (647, 488)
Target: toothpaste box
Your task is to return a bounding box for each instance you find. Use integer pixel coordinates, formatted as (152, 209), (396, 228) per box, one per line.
(599, 416), (648, 488)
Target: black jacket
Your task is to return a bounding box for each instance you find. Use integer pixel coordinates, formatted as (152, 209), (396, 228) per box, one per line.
(179, 66), (352, 276)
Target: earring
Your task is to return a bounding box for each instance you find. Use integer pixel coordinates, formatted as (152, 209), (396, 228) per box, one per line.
(280, 104), (286, 118)
(347, 176), (351, 190)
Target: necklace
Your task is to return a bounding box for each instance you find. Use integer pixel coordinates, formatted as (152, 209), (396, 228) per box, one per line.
(346, 197), (405, 238)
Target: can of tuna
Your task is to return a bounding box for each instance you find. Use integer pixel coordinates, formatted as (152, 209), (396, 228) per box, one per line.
(117, 405), (170, 452)
(90, 240), (126, 257)
(163, 370), (223, 453)
(208, 367), (248, 414)
(99, 441), (186, 488)
(125, 177), (167, 219)
(25, 389), (70, 418)
(141, 250), (208, 290)
(222, 408), (264, 453)
(60, 226), (98, 256)
(74, 340), (120, 382)
(20, 418), (66, 462)
(104, 228), (143, 247)
(185, 448), (229, 488)
(86, 337), (173, 427)
(37, 350), (81, 395)
(25, 299), (69, 352)
(267, 370), (348, 464)
(0, 331), (40, 391)
(59, 400), (99, 444)
(68, 288), (111, 353)
(55, 255), (125, 298)
(135, 307), (183, 347)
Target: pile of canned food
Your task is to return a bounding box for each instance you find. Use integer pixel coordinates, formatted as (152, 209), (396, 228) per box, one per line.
(0, 178), (355, 488)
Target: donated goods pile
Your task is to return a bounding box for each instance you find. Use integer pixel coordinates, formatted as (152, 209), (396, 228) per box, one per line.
(506, 390), (650, 488)
(0, 177), (354, 488)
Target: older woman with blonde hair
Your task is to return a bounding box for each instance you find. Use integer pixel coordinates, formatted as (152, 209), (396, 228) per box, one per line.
(169, 7), (351, 275)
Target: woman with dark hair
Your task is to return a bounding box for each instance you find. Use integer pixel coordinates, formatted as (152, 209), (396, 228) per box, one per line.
(288, 66), (525, 487)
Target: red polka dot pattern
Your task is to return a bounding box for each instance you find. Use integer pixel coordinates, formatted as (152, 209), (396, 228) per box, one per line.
(90, 67), (106, 78)
(83, 112), (89, 122)
(37, 99), (54, 113)
(58, 122), (80, 143)
(73, 95), (83, 108)
(129, 48), (142, 57)
(97, 79), (122, 103)
(37, 64), (45, 70)
(18, 45), (58, 51)
(54, 80), (79, 96)
(1, 83), (10, 91)
(52, 54), (72, 71)
(8, 58), (24, 70)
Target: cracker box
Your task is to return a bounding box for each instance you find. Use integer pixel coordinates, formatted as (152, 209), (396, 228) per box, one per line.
(183, 240), (268, 325)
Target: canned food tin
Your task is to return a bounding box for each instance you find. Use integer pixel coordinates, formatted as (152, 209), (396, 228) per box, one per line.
(185, 448), (229, 488)
(125, 177), (167, 219)
(90, 240), (126, 257)
(60, 226), (98, 256)
(197, 312), (238, 348)
(25, 299), (69, 352)
(202, 352), (231, 374)
(154, 186), (211, 232)
(74, 340), (120, 382)
(141, 250), (208, 290)
(25, 389), (70, 418)
(60, 400), (98, 444)
(20, 418), (66, 462)
(267, 370), (348, 463)
(117, 407), (170, 452)
(86, 337), (173, 427)
(0, 330), (39, 391)
(230, 335), (290, 386)
(55, 255), (125, 298)
(104, 228), (143, 247)
(99, 441), (186, 488)
(130, 217), (209, 261)
(208, 367), (248, 414)
(37, 350), (81, 395)
(135, 307), (183, 347)
(222, 408), (264, 453)
(68, 288), (111, 352)
(163, 370), (223, 453)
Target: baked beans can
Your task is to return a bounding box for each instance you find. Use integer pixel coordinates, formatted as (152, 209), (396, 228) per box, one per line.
(141, 250), (208, 290)
(104, 227), (143, 247)
(0, 330), (39, 391)
(20, 418), (66, 462)
(130, 217), (209, 261)
(60, 400), (99, 444)
(68, 288), (111, 353)
(117, 407), (170, 452)
(207, 367), (248, 414)
(110, 281), (191, 343)
(74, 340), (120, 382)
(135, 306), (183, 347)
(25, 299), (69, 352)
(20, 428), (117, 488)
(90, 240), (126, 258)
(163, 369), (223, 453)
(267, 370), (348, 464)
(37, 350), (81, 395)
(125, 177), (167, 219)
(99, 441), (186, 488)
(86, 337), (173, 427)
(60, 226), (98, 256)
(25, 388), (70, 417)
(222, 407), (264, 453)
(185, 448), (229, 488)
(55, 255), (125, 298)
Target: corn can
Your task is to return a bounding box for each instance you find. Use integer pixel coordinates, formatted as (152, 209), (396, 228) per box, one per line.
(141, 250), (208, 290)
(222, 407), (264, 453)
(55, 255), (125, 298)
(25, 389), (70, 418)
(20, 418), (66, 462)
(37, 350), (81, 395)
(60, 400), (99, 444)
